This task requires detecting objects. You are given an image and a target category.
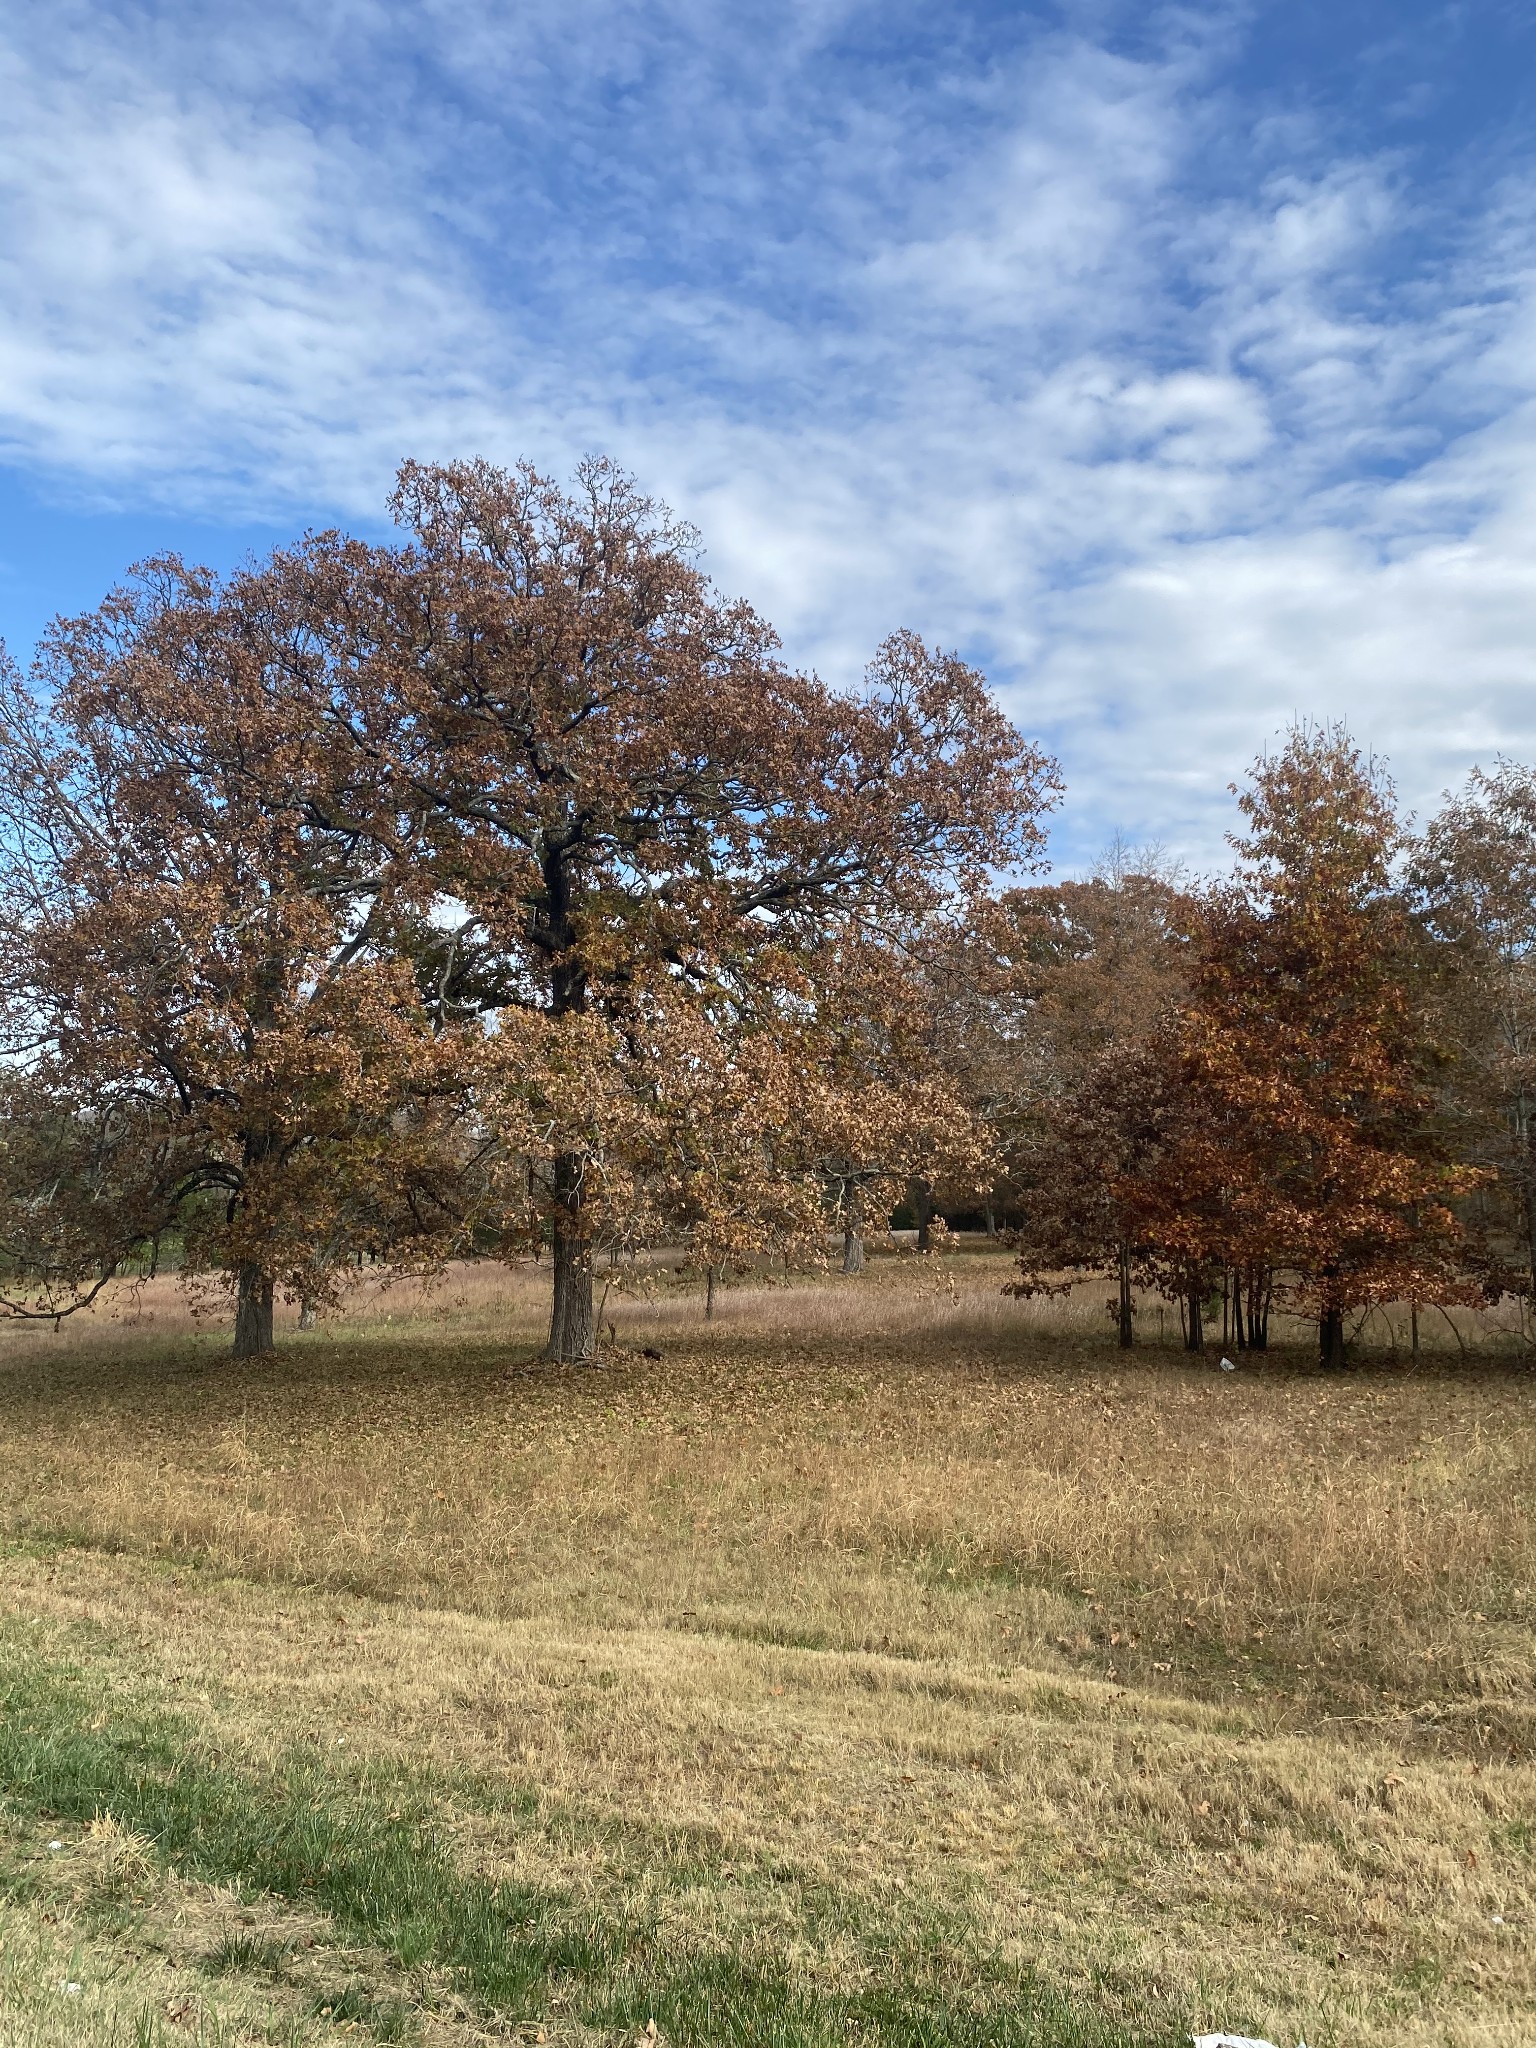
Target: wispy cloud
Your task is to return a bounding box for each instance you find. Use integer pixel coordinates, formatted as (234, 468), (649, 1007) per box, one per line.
(3, 1), (1536, 863)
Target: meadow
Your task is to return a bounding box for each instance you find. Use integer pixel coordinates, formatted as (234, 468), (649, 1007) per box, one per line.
(0, 1244), (1531, 2048)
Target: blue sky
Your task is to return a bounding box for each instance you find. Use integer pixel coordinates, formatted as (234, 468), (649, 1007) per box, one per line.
(3, 1), (1536, 870)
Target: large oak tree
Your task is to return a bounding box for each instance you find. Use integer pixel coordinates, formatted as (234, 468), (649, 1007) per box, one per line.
(282, 458), (1060, 1359)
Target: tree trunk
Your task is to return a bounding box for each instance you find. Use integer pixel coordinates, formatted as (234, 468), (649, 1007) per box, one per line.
(705, 1264), (719, 1320)
(1319, 1305), (1346, 1370)
(1185, 1285), (1204, 1353)
(1517, 1098), (1536, 1320)
(983, 1199), (997, 1240)
(233, 1265), (275, 1359)
(545, 1149), (596, 1362)
(1116, 1241), (1134, 1349)
(914, 1179), (934, 1253)
(841, 1178), (865, 1274)
(1244, 1266), (1270, 1351)
(297, 1295), (317, 1331)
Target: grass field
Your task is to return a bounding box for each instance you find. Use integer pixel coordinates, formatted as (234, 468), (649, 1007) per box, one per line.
(0, 1243), (1531, 2048)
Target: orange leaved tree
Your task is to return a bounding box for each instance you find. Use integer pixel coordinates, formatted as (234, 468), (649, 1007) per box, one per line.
(1140, 726), (1481, 1367)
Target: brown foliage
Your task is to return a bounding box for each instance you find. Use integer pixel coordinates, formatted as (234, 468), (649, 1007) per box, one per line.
(998, 857), (1193, 1342)
(0, 458), (1060, 1361)
(0, 569), (486, 1354)
(1127, 725), (1485, 1364)
(1414, 761), (1536, 1310)
(294, 457), (1060, 1355)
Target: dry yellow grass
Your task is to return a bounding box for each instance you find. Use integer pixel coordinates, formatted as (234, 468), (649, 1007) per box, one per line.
(0, 1243), (1532, 2046)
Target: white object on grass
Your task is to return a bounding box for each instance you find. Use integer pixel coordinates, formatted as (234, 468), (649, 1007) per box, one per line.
(1191, 2035), (1286, 2048)
(1219, 1357), (1237, 1372)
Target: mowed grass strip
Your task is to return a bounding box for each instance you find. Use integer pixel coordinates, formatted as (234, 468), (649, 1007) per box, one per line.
(4, 1548), (1531, 2048)
(0, 1621), (1185, 2048)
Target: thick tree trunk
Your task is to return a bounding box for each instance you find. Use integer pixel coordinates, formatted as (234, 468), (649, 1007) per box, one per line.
(233, 1266), (275, 1359)
(1185, 1286), (1204, 1353)
(547, 1231), (595, 1361)
(297, 1296), (317, 1331)
(705, 1264), (719, 1320)
(1116, 1241), (1134, 1349)
(914, 1179), (934, 1253)
(983, 1199), (997, 1240)
(842, 1227), (865, 1275)
(545, 1149), (596, 1362)
(1319, 1305), (1347, 1370)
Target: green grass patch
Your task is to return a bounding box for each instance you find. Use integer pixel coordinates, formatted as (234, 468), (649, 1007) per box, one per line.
(200, 1929), (300, 1976)
(0, 1620), (1189, 2048)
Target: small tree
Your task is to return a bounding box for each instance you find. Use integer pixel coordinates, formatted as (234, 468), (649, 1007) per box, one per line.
(1009, 1029), (1196, 1346)
(998, 857), (1190, 1344)
(1161, 726), (1481, 1367)
(1414, 762), (1536, 1327)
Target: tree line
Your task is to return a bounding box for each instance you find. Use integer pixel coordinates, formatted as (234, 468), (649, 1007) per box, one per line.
(0, 456), (1528, 1369)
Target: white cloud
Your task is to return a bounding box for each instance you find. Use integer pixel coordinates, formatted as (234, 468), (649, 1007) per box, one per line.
(2, 2), (1536, 867)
